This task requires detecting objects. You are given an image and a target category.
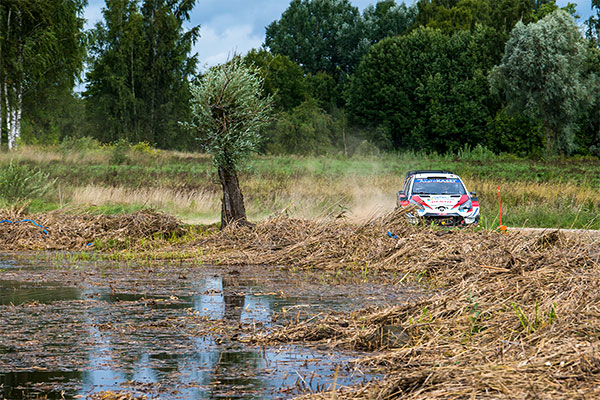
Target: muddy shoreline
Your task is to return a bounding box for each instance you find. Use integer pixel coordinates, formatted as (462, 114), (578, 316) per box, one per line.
(0, 256), (413, 399)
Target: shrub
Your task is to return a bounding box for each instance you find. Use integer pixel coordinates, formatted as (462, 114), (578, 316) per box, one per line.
(456, 144), (498, 162)
(110, 139), (130, 165)
(60, 136), (102, 153)
(131, 141), (161, 157)
(0, 162), (55, 202)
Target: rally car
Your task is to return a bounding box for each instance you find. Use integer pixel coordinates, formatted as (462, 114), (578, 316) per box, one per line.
(396, 170), (480, 226)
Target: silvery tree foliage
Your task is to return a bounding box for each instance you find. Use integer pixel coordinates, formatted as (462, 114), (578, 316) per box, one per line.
(187, 58), (273, 171)
(489, 10), (595, 154)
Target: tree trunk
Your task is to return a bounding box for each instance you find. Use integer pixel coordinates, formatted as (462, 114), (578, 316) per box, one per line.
(6, 83), (20, 150)
(0, 75), (3, 148)
(14, 82), (21, 149)
(4, 82), (13, 149)
(0, 34), (2, 147)
(1, 8), (10, 147)
(14, 7), (22, 149)
(218, 164), (249, 229)
(5, 7), (22, 150)
(8, 96), (16, 149)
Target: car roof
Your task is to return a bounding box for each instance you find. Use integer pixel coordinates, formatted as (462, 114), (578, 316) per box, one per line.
(404, 170), (457, 181)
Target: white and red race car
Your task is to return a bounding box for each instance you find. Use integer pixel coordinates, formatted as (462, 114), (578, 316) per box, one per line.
(396, 170), (480, 226)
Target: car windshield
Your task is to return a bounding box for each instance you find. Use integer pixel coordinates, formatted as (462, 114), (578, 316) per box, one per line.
(412, 178), (466, 195)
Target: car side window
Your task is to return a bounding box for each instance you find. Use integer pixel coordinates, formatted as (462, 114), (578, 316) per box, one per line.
(404, 177), (413, 195)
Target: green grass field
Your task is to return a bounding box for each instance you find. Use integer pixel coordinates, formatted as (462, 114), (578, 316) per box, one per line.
(2, 143), (600, 229)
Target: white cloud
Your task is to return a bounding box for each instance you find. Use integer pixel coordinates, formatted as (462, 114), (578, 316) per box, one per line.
(193, 24), (264, 71)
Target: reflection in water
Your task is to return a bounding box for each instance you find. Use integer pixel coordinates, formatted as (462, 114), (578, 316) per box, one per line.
(81, 287), (127, 396)
(0, 280), (81, 306)
(209, 351), (265, 397)
(241, 294), (271, 324)
(0, 371), (82, 400)
(223, 276), (246, 321)
(194, 275), (224, 319)
(0, 267), (379, 399)
(0, 260), (16, 270)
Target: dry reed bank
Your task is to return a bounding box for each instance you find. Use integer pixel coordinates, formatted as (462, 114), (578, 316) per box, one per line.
(195, 210), (600, 399)
(1, 203), (599, 398)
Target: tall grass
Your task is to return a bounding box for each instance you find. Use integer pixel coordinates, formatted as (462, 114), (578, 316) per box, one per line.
(1, 143), (599, 229)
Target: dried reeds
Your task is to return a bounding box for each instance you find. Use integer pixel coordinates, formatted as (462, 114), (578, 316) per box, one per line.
(0, 208), (183, 250)
(198, 208), (600, 399)
(88, 391), (146, 400)
(197, 206), (419, 269)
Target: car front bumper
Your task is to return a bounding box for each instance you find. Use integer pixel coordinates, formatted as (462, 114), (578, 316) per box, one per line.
(407, 209), (480, 226)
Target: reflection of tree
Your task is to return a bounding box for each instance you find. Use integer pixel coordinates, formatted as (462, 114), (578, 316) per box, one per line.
(204, 276), (270, 397)
(0, 371), (82, 399)
(81, 287), (128, 390)
(78, 273), (279, 398)
(208, 351), (265, 399)
(83, 287), (204, 387)
(222, 276), (246, 321)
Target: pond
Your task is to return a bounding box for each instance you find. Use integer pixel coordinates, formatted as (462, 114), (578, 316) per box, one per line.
(0, 255), (416, 399)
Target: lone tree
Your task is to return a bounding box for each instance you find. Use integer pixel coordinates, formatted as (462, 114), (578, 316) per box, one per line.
(187, 58), (273, 228)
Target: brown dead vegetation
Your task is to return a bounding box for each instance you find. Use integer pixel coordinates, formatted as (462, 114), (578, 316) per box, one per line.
(194, 209), (600, 399)
(2, 206), (600, 399)
(88, 391), (146, 400)
(197, 206), (419, 269)
(0, 207), (183, 250)
(199, 210), (599, 399)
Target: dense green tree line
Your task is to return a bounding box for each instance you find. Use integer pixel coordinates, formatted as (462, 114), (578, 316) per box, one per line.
(261, 0), (597, 156)
(2, 0), (599, 158)
(346, 27), (500, 152)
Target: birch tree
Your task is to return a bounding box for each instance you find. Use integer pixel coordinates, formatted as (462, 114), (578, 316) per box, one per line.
(0, 0), (86, 149)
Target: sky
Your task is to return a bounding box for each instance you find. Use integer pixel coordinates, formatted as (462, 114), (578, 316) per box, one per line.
(84, 0), (595, 70)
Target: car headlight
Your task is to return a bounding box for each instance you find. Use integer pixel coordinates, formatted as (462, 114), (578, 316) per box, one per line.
(459, 200), (472, 211)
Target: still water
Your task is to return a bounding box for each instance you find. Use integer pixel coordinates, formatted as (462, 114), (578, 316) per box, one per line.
(0, 258), (407, 399)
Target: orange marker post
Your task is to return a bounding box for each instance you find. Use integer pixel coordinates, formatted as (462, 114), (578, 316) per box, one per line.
(498, 186), (507, 234)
